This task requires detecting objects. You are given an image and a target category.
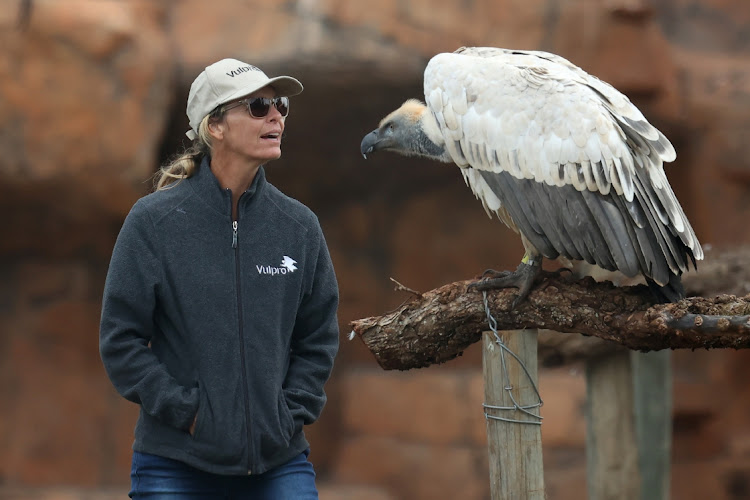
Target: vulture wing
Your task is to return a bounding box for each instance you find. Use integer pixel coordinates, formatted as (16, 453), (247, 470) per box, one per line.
(423, 47), (702, 284)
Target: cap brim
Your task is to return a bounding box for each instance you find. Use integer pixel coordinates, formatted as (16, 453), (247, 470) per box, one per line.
(264, 76), (304, 97)
(223, 75), (303, 104)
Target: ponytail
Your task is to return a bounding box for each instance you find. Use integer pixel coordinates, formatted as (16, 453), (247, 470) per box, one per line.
(154, 106), (226, 191)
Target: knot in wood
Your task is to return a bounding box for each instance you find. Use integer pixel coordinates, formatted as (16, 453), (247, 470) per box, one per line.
(656, 317), (669, 333)
(717, 317), (731, 331)
(716, 294), (735, 304)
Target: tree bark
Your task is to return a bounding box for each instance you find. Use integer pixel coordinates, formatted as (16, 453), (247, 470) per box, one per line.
(349, 273), (750, 371)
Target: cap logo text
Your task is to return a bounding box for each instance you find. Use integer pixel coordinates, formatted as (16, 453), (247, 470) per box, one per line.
(226, 65), (261, 78)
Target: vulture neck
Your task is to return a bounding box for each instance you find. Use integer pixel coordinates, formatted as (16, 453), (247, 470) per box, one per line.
(415, 112), (452, 163)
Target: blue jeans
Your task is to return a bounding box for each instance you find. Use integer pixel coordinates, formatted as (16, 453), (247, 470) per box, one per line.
(129, 449), (318, 499)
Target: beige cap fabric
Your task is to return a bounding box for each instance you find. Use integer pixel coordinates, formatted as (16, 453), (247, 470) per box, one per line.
(185, 58), (303, 139)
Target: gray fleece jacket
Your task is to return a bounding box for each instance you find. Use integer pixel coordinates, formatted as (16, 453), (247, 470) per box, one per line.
(99, 157), (339, 475)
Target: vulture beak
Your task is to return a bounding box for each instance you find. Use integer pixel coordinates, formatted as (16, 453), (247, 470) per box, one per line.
(360, 129), (381, 159)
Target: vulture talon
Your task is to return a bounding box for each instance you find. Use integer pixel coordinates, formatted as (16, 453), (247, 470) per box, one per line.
(479, 268), (512, 280)
(468, 259), (542, 308)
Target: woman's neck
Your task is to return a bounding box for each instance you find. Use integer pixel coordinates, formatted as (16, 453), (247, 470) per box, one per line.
(209, 154), (261, 219)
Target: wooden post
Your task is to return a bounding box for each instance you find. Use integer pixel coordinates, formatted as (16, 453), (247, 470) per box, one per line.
(585, 351), (640, 499)
(585, 350), (672, 500)
(632, 350), (672, 500)
(483, 330), (545, 500)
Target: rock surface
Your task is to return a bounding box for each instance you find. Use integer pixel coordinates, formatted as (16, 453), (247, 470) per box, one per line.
(1, 1), (749, 499)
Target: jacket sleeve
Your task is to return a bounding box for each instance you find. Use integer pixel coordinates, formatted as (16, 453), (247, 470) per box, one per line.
(284, 221), (340, 433)
(99, 201), (199, 430)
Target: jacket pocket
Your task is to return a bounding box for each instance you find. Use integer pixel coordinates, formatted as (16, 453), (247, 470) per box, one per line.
(277, 390), (295, 445)
(189, 382), (245, 465)
(191, 386), (208, 440)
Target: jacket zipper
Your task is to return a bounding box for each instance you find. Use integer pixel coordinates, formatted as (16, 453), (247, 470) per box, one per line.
(232, 215), (254, 475)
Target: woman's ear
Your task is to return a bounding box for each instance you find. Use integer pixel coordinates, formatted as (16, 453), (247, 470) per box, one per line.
(207, 118), (224, 141)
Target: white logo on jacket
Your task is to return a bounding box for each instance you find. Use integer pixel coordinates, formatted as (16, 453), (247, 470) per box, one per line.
(280, 256), (297, 272)
(256, 256), (297, 276)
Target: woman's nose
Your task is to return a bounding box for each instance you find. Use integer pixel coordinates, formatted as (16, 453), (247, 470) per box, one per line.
(267, 103), (283, 121)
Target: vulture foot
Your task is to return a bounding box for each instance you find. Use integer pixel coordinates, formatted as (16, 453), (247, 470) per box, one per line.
(468, 258), (542, 308)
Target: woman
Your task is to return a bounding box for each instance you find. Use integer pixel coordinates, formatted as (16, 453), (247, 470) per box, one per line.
(99, 58), (340, 499)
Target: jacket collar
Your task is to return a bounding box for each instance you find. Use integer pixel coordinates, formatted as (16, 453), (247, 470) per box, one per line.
(188, 155), (267, 216)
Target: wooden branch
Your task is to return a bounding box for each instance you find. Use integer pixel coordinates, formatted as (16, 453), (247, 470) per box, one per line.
(349, 273), (750, 371)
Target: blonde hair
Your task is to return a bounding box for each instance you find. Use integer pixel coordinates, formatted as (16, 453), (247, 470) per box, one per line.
(154, 106), (226, 190)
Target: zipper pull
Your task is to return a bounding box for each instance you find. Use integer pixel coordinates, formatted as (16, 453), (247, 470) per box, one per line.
(232, 220), (238, 248)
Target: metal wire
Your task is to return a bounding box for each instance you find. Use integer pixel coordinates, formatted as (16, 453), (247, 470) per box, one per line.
(482, 291), (544, 425)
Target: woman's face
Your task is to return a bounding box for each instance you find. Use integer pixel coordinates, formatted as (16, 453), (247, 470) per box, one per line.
(212, 86), (286, 164)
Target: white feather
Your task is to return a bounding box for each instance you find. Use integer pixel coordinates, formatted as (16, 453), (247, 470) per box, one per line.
(580, 160), (597, 191)
(443, 105), (459, 131)
(428, 88), (443, 113)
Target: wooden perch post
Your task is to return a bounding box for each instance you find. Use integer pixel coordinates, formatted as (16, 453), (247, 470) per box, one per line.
(483, 330), (545, 499)
(585, 350), (671, 500)
(586, 351), (641, 499)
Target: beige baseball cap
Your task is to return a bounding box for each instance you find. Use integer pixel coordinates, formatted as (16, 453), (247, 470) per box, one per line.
(185, 58), (303, 139)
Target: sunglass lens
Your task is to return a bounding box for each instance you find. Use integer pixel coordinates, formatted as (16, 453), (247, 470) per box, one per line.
(248, 98), (271, 118)
(246, 97), (290, 118)
(275, 97), (289, 117)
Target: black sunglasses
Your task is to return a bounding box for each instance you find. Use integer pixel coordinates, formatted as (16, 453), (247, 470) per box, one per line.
(224, 96), (290, 118)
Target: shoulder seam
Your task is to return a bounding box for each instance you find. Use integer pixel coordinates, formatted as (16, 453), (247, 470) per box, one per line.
(262, 186), (315, 234)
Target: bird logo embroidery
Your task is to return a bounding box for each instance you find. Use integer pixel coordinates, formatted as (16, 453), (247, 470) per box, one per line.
(281, 256), (297, 273)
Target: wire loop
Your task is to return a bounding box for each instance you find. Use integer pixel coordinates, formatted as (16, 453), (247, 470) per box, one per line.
(482, 291), (543, 425)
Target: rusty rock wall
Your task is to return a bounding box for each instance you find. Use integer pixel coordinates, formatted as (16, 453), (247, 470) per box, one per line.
(1, 1), (749, 499)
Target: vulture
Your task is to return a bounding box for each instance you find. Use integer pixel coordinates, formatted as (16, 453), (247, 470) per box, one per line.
(360, 46), (702, 305)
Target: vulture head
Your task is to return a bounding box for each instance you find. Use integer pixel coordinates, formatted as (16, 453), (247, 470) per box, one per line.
(360, 99), (452, 163)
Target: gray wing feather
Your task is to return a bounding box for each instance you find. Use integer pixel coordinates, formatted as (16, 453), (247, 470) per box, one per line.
(477, 171), (558, 258)
(519, 180), (584, 261)
(477, 167), (696, 284)
(545, 184), (613, 268)
(579, 190), (641, 276)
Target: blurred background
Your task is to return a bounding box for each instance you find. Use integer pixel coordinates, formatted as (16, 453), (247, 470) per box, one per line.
(1, 0), (749, 499)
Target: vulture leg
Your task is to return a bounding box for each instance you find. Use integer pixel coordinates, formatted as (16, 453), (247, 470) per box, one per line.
(468, 255), (542, 308)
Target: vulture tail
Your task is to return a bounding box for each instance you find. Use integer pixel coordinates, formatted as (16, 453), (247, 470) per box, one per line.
(646, 272), (685, 304)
